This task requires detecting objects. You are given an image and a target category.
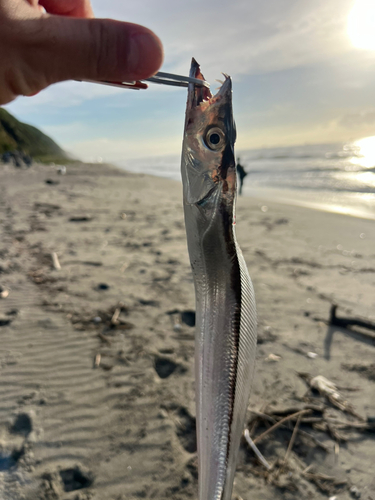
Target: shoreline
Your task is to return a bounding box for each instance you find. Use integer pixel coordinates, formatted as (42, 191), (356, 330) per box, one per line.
(0, 160), (374, 500)
(244, 186), (375, 221)
(113, 161), (375, 222)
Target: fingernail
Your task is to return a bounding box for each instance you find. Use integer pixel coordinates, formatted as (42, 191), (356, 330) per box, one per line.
(127, 31), (163, 80)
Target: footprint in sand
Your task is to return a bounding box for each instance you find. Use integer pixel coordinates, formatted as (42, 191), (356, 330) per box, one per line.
(175, 407), (197, 454)
(154, 357), (187, 379)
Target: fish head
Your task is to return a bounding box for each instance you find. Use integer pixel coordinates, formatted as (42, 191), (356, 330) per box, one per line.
(181, 59), (237, 207)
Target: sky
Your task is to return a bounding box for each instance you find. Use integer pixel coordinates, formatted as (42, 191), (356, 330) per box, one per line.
(5, 0), (375, 162)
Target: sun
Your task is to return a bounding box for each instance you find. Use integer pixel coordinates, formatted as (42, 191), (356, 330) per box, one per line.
(348, 0), (375, 50)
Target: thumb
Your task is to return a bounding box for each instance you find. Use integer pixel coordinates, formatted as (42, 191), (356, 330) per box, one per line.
(24, 15), (163, 86)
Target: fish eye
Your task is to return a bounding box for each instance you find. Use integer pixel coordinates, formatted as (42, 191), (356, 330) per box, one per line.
(204, 127), (225, 151)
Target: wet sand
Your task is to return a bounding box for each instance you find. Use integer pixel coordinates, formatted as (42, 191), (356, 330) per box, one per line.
(0, 161), (374, 500)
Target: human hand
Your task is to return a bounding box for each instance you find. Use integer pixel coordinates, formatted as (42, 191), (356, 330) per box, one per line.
(0, 0), (163, 104)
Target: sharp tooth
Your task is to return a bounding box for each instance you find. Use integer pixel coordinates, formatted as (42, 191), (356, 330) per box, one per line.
(215, 79), (224, 85)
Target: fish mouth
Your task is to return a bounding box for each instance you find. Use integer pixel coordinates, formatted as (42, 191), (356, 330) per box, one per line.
(183, 59), (237, 202)
(187, 58), (232, 111)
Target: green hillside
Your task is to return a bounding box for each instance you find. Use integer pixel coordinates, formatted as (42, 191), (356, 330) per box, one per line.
(0, 108), (67, 163)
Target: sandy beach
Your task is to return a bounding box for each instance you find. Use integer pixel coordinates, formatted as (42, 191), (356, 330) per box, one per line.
(0, 161), (374, 500)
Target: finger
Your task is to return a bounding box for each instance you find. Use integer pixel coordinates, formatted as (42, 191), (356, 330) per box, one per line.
(23, 16), (163, 84)
(39, 0), (94, 18)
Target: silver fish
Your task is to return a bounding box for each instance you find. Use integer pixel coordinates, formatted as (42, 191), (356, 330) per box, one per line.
(181, 59), (257, 500)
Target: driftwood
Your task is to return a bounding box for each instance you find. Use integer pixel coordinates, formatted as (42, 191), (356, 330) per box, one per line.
(318, 305), (375, 361)
(330, 304), (375, 334)
(302, 470), (347, 494)
(244, 370), (372, 496)
(98, 332), (112, 345)
(298, 373), (364, 421)
(252, 409), (311, 445)
(93, 353), (101, 368)
(243, 429), (271, 470)
(111, 308), (121, 325)
(51, 252), (61, 271)
(282, 413), (303, 466)
(249, 409), (329, 451)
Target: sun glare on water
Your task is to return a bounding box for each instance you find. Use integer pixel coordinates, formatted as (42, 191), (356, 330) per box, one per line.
(348, 0), (375, 50)
(351, 136), (375, 168)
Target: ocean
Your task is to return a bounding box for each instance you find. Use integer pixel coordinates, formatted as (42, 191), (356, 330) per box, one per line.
(116, 136), (375, 220)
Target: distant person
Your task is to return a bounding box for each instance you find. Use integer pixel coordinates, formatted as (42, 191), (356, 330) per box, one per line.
(236, 158), (247, 195)
(0, 0), (163, 105)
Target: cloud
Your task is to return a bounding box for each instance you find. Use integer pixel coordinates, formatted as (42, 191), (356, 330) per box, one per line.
(5, 80), (126, 115)
(7, 0), (357, 113)
(5, 0), (375, 159)
(339, 109), (375, 128)
(66, 134), (183, 162)
(93, 0), (356, 81)
(6, 0), (360, 113)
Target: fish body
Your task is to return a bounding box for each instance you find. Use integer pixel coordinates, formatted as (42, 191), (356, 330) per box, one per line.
(180, 60), (257, 500)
